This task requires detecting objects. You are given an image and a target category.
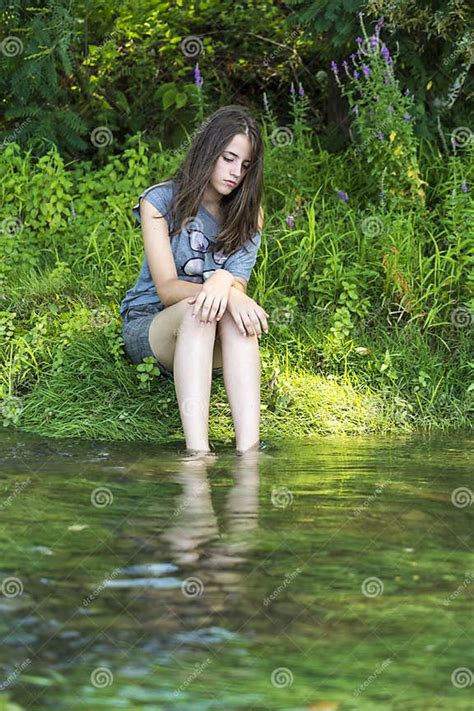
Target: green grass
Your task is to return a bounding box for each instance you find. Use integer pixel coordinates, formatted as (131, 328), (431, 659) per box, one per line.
(0, 132), (472, 441)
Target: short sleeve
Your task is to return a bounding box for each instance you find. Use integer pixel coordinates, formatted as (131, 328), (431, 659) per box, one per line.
(132, 181), (174, 228)
(222, 231), (262, 282)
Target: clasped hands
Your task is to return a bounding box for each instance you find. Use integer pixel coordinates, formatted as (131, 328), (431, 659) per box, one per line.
(186, 269), (269, 338)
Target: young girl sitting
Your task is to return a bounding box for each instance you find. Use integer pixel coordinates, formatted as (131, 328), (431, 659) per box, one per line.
(120, 105), (268, 456)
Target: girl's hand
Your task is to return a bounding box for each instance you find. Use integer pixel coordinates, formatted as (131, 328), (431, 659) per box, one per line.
(226, 289), (269, 337)
(187, 270), (235, 324)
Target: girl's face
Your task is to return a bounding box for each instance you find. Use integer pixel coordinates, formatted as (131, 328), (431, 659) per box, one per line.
(209, 133), (253, 197)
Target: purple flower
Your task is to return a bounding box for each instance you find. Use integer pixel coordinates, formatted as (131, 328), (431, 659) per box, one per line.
(342, 59), (349, 73)
(290, 82), (295, 96)
(461, 180), (468, 192)
(350, 53), (357, 63)
(362, 64), (370, 77)
(381, 45), (392, 64)
(194, 63), (203, 89)
(383, 74), (392, 84)
(404, 88), (411, 96)
(403, 113), (412, 120)
(71, 206), (77, 217)
(353, 70), (360, 79)
(370, 36), (378, 49)
(286, 215), (295, 228)
(356, 36), (363, 45)
(336, 190), (349, 203)
(298, 82), (304, 97)
(330, 60), (339, 75)
(352, 105), (359, 115)
(375, 17), (384, 34)
(377, 130), (384, 140)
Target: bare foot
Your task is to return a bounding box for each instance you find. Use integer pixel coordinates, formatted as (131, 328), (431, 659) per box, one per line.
(183, 448), (217, 461)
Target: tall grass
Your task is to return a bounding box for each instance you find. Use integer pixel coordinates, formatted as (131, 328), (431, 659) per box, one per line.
(0, 98), (472, 438)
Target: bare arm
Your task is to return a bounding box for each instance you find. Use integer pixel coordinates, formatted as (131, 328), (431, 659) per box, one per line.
(163, 275), (245, 306)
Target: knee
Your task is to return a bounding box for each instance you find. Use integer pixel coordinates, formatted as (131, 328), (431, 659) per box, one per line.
(217, 310), (255, 338)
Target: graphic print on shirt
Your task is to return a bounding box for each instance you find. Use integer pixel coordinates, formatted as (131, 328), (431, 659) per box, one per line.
(188, 227), (209, 253)
(182, 257), (204, 281)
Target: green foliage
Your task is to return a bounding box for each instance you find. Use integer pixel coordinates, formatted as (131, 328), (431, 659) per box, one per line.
(331, 13), (425, 206)
(287, 0), (473, 142)
(0, 0), (89, 155)
(0, 71), (472, 438)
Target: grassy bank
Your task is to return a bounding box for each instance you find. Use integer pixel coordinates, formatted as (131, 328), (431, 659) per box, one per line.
(0, 128), (472, 442)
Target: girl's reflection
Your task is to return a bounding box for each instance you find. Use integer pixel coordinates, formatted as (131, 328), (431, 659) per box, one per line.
(160, 451), (260, 605)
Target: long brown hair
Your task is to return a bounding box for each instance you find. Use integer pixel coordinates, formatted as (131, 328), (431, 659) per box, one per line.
(153, 104), (264, 257)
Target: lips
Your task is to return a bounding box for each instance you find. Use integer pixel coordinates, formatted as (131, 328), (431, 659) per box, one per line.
(224, 180), (237, 187)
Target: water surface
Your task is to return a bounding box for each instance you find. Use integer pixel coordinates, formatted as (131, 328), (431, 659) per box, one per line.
(0, 430), (472, 710)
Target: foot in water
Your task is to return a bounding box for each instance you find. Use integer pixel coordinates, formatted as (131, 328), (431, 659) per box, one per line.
(235, 440), (271, 456)
(182, 448), (218, 461)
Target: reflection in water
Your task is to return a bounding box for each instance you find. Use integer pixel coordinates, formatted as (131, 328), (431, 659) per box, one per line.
(161, 452), (260, 604)
(0, 431), (472, 710)
(108, 450), (261, 640)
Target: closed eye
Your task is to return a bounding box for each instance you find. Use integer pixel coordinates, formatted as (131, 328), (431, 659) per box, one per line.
(223, 156), (250, 168)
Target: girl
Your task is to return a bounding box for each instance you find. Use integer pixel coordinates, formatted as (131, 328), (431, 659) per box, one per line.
(120, 105), (268, 456)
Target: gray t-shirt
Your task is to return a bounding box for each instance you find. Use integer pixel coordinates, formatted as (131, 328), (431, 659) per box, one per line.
(119, 180), (262, 318)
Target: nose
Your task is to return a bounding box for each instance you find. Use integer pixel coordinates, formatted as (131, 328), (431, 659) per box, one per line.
(230, 164), (242, 180)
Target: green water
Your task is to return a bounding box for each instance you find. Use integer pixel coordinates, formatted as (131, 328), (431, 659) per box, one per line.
(0, 430), (472, 710)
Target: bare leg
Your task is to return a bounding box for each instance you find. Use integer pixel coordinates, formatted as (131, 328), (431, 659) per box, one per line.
(173, 307), (218, 452)
(217, 311), (261, 453)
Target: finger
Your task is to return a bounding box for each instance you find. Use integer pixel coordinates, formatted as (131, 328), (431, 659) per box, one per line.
(192, 295), (205, 319)
(235, 311), (247, 336)
(217, 297), (228, 321)
(252, 315), (262, 337)
(258, 310), (269, 333)
(208, 299), (221, 323)
(200, 296), (214, 324)
(241, 313), (255, 336)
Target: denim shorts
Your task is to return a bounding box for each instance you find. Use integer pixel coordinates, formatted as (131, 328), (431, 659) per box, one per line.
(121, 303), (223, 379)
